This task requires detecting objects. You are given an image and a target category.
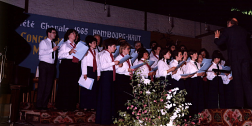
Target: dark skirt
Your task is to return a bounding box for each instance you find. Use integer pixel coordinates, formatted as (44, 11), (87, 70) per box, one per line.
(80, 66), (98, 109)
(95, 71), (115, 125)
(188, 77), (204, 116)
(55, 59), (80, 110)
(202, 76), (209, 108)
(115, 74), (132, 114)
(207, 76), (225, 109)
(223, 80), (235, 108)
(159, 75), (172, 91)
(171, 78), (185, 91)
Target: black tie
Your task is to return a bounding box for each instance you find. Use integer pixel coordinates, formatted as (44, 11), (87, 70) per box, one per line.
(51, 41), (54, 59)
(216, 64), (219, 69)
(166, 59), (170, 65)
(194, 61), (199, 70)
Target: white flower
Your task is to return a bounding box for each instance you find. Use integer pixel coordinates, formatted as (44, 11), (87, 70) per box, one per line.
(160, 109), (166, 115)
(166, 94), (172, 100)
(143, 78), (151, 85)
(146, 90), (151, 95)
(123, 114), (126, 116)
(139, 120), (143, 124)
(165, 104), (172, 110)
(185, 106), (189, 109)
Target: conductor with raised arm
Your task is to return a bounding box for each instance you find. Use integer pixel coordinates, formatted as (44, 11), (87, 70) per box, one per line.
(214, 18), (252, 108)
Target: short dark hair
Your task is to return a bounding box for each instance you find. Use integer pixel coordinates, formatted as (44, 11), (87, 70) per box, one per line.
(46, 28), (56, 37)
(212, 50), (222, 61)
(85, 35), (97, 47)
(179, 45), (187, 50)
(172, 50), (182, 59)
(138, 48), (149, 60)
(64, 29), (77, 42)
(152, 44), (161, 51)
(134, 41), (143, 47)
(104, 38), (117, 48)
(150, 41), (157, 48)
(170, 44), (176, 50)
(188, 50), (197, 59)
(199, 48), (209, 58)
(159, 48), (171, 60)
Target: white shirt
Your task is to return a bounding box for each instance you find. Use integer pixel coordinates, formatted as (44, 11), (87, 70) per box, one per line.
(97, 46), (103, 52)
(136, 58), (150, 78)
(169, 59), (183, 81)
(133, 59), (139, 66)
(39, 38), (56, 64)
(115, 54), (132, 76)
(184, 60), (201, 78)
(58, 40), (75, 60)
(81, 49), (101, 76)
(206, 62), (231, 84)
(100, 50), (116, 71)
(149, 51), (154, 58)
(98, 50), (106, 58)
(149, 54), (159, 68)
(156, 59), (172, 78)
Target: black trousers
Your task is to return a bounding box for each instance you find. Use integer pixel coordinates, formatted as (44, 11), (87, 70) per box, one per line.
(37, 61), (55, 108)
(231, 60), (252, 108)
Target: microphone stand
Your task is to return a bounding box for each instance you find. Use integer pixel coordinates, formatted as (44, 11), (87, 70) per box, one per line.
(212, 66), (230, 109)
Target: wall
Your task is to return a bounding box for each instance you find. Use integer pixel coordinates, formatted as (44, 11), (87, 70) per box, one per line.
(0, 0), (227, 59)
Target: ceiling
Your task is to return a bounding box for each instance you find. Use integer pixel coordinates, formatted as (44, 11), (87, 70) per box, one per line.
(88, 0), (252, 31)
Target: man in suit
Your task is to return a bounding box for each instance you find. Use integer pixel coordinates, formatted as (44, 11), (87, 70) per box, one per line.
(214, 18), (252, 108)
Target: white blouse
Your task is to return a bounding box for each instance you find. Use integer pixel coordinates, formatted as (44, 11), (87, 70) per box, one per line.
(58, 40), (75, 60)
(184, 60), (201, 78)
(206, 62), (232, 84)
(81, 49), (101, 76)
(115, 54), (132, 76)
(136, 58), (150, 78)
(156, 59), (172, 78)
(149, 54), (159, 68)
(99, 50), (116, 71)
(169, 59), (183, 81)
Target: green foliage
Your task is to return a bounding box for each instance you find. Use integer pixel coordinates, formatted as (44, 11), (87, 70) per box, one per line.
(113, 70), (200, 126)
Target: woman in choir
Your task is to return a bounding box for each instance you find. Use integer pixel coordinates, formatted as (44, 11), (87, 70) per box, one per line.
(149, 45), (161, 69)
(181, 50), (189, 73)
(132, 41), (143, 66)
(170, 44), (176, 52)
(182, 50), (188, 62)
(149, 41), (157, 57)
(156, 49), (176, 90)
(169, 50), (191, 92)
(206, 51), (226, 109)
(184, 50), (205, 115)
(136, 48), (155, 80)
(56, 29), (80, 111)
(80, 35), (100, 110)
(114, 42), (134, 116)
(199, 48), (209, 59)
(96, 38), (120, 125)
